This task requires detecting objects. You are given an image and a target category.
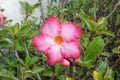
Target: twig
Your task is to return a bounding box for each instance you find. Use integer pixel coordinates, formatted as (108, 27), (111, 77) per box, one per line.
(106, 0), (120, 19)
(23, 38), (29, 55)
(0, 49), (4, 56)
(37, 73), (42, 80)
(14, 48), (20, 59)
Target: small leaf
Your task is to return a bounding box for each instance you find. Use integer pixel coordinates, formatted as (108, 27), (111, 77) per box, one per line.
(18, 58), (25, 66)
(112, 47), (120, 54)
(55, 63), (64, 75)
(83, 36), (104, 64)
(42, 70), (53, 77)
(28, 57), (39, 66)
(96, 60), (109, 75)
(0, 56), (17, 67)
(57, 75), (66, 80)
(0, 69), (18, 80)
(100, 30), (115, 37)
(97, 17), (108, 29)
(4, 26), (14, 34)
(13, 23), (20, 34)
(13, 40), (24, 51)
(32, 66), (44, 73)
(19, 20), (33, 32)
(104, 68), (115, 80)
(25, 55), (31, 66)
(32, 3), (40, 10)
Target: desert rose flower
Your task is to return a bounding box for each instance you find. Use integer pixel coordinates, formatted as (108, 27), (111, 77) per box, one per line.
(32, 16), (82, 66)
(0, 13), (4, 25)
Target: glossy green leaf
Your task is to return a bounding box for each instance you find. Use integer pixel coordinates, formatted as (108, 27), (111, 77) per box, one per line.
(100, 30), (115, 37)
(17, 58), (25, 66)
(32, 3), (40, 10)
(13, 23), (20, 34)
(32, 66), (44, 74)
(19, 20), (33, 32)
(25, 55), (31, 66)
(4, 26), (14, 34)
(42, 70), (53, 77)
(55, 63), (64, 75)
(96, 60), (109, 75)
(83, 36), (104, 64)
(0, 56), (17, 67)
(97, 17), (108, 29)
(24, 66), (44, 78)
(112, 47), (120, 54)
(57, 75), (66, 80)
(13, 40), (24, 51)
(104, 68), (115, 80)
(28, 57), (39, 66)
(0, 69), (18, 80)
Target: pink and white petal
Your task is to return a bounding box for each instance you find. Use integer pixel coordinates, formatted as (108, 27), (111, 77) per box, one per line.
(61, 40), (80, 59)
(61, 22), (82, 41)
(60, 59), (70, 66)
(32, 34), (54, 54)
(41, 16), (61, 37)
(46, 45), (63, 65)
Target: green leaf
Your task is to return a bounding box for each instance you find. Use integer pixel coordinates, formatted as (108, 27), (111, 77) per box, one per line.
(4, 26), (14, 34)
(18, 58), (25, 66)
(0, 56), (17, 67)
(13, 40), (24, 51)
(13, 23), (20, 34)
(83, 36), (104, 64)
(28, 57), (39, 66)
(32, 66), (44, 74)
(57, 75), (66, 80)
(96, 60), (109, 75)
(100, 30), (115, 37)
(24, 66), (44, 78)
(0, 40), (9, 48)
(104, 68), (115, 80)
(19, 20), (33, 32)
(19, 1), (31, 14)
(55, 63), (64, 75)
(0, 30), (9, 38)
(42, 70), (53, 77)
(32, 3), (40, 10)
(0, 69), (18, 80)
(25, 55), (31, 66)
(97, 17), (108, 29)
(112, 47), (120, 54)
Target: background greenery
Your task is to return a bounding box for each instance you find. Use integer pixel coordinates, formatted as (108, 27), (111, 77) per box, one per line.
(0, 0), (120, 80)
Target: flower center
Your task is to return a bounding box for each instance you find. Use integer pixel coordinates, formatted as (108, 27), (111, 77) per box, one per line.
(54, 35), (64, 45)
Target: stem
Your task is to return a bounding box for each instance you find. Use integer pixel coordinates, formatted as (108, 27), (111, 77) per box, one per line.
(23, 38), (29, 55)
(106, 0), (120, 19)
(0, 49), (4, 56)
(37, 73), (42, 80)
(14, 48), (20, 59)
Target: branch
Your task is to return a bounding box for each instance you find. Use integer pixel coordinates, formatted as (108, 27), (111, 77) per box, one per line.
(106, 0), (120, 19)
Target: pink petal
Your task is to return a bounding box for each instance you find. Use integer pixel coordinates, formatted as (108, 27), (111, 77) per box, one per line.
(41, 16), (61, 37)
(46, 45), (63, 65)
(0, 13), (4, 25)
(60, 59), (70, 66)
(61, 40), (80, 59)
(32, 34), (54, 53)
(61, 22), (82, 41)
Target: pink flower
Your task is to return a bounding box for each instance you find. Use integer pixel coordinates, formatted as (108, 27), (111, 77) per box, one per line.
(32, 16), (82, 66)
(0, 13), (4, 25)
